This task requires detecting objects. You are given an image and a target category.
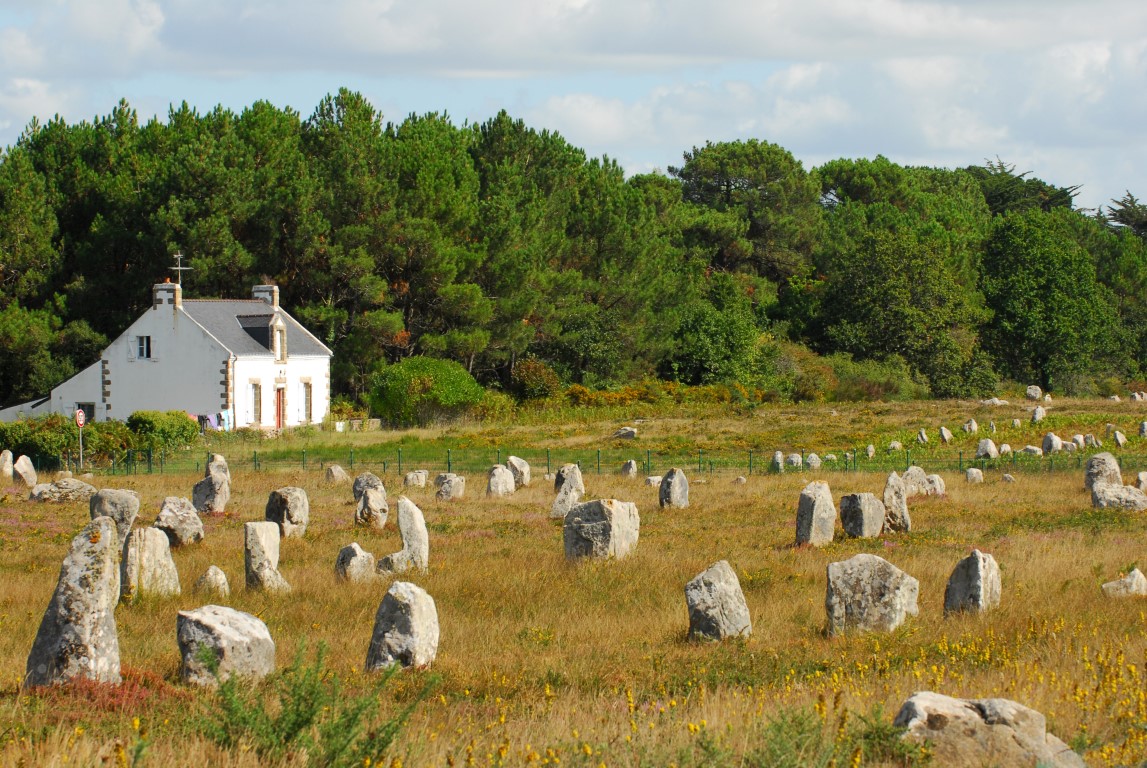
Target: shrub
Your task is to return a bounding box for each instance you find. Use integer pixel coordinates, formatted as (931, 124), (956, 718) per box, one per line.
(472, 389), (517, 421)
(827, 354), (931, 402)
(369, 356), (486, 427)
(0, 413), (76, 462)
(510, 358), (562, 401)
(125, 411), (201, 450)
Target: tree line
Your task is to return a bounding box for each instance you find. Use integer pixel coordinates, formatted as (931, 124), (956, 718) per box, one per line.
(1, 89), (1145, 411)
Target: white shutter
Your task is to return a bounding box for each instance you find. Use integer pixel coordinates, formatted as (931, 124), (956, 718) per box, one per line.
(127, 337), (136, 361)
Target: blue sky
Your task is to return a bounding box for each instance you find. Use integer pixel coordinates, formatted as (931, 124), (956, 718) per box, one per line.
(1, 0), (1144, 210)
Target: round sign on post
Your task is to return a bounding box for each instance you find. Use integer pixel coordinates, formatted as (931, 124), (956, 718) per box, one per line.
(74, 408), (86, 428)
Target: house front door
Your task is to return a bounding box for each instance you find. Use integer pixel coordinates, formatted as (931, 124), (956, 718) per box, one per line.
(275, 388), (285, 429)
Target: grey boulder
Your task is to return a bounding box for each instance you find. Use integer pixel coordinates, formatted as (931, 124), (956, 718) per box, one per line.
(265, 486), (310, 538)
(90, 489), (140, 544)
(825, 554), (918, 636)
(435, 473), (465, 501)
(1101, 568), (1147, 598)
(685, 560), (751, 641)
(659, 468), (689, 509)
(177, 605), (275, 687)
(378, 497), (429, 575)
(244, 521), (290, 593)
(486, 465), (516, 497)
(365, 581), (439, 670)
(840, 493), (885, 539)
(506, 456), (531, 488)
(194, 565), (230, 598)
(795, 481), (836, 547)
(154, 497), (204, 547)
(192, 454), (231, 514)
(564, 499), (640, 560)
(355, 487), (389, 530)
(121, 527), (181, 603)
(335, 543), (377, 583)
(943, 549), (1001, 615)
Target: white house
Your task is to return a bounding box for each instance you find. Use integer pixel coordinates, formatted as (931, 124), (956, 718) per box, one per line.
(0, 282), (333, 429)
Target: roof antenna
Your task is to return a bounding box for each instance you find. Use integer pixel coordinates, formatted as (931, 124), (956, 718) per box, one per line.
(171, 251), (192, 285)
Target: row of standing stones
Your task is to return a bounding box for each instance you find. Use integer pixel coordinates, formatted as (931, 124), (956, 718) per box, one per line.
(15, 446), (1124, 766)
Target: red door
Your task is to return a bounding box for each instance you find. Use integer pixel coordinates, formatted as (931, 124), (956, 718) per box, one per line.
(275, 388), (285, 429)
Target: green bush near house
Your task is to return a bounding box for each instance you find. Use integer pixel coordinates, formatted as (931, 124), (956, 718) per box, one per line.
(369, 356), (487, 427)
(125, 410), (201, 451)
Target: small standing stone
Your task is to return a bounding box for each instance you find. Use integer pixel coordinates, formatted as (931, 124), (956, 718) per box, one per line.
(612, 426), (637, 440)
(177, 605), (275, 686)
(121, 527), (181, 603)
(265, 487), (310, 538)
(925, 474), (946, 495)
(1041, 433), (1063, 454)
(1140, 421), (1147, 438)
(1138, 471), (1147, 492)
(1026, 385), (1042, 401)
(192, 454), (231, 514)
(364, 582), (439, 670)
(882, 472), (911, 532)
(325, 464), (350, 483)
(1092, 483), (1147, 511)
(620, 460), (638, 479)
(0, 449), (12, 482)
(154, 497), (204, 547)
(643, 476), (662, 486)
(1085, 452), (1123, 490)
(486, 465), (516, 497)
(966, 468), (984, 483)
(939, 426), (953, 444)
(901, 466), (929, 497)
(90, 489), (140, 544)
(963, 419), (978, 434)
(840, 493), (885, 538)
(806, 452), (822, 470)
(685, 561), (751, 641)
(564, 499), (640, 560)
(1012, 419), (1022, 428)
(944, 549), (1001, 615)
(917, 429), (928, 444)
(772, 450), (786, 472)
(435, 473), (465, 501)
(377, 497), (429, 574)
(244, 522), (290, 593)
(825, 553), (919, 635)
(865, 444), (876, 459)
(975, 438), (999, 460)
(335, 543), (377, 583)
(353, 472), (386, 504)
(888, 441), (903, 452)
(1114, 431), (1128, 448)
(1031, 406), (1046, 424)
(13, 454), (37, 487)
(506, 456), (531, 488)
(403, 470), (429, 488)
(555, 464), (586, 495)
(1102, 569), (1147, 598)
(194, 566), (230, 598)
(1003, 474), (1016, 483)
(355, 487), (389, 530)
(659, 468), (689, 509)
(795, 481), (836, 547)
(551, 479), (583, 519)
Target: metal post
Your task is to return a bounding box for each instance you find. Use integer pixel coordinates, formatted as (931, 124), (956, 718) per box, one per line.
(147, 449), (153, 474)
(447, 449), (452, 473)
(596, 449), (601, 474)
(748, 450), (753, 475)
(253, 451), (258, 471)
(646, 449), (651, 475)
(497, 448), (501, 466)
(959, 451), (963, 470)
(398, 448), (403, 474)
(801, 449), (806, 471)
(303, 450), (307, 469)
(698, 448), (703, 473)
(905, 449), (910, 472)
(349, 449), (355, 468)
(546, 449), (551, 475)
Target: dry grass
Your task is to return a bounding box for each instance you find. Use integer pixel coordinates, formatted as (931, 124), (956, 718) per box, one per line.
(4, 399), (1147, 766)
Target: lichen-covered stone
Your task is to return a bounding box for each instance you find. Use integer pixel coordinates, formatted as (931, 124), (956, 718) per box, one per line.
(177, 605), (275, 686)
(563, 499), (640, 560)
(685, 561), (751, 641)
(365, 581), (439, 670)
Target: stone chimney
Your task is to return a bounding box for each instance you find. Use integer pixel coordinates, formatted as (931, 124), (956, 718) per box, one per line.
(153, 279), (182, 310)
(252, 285), (279, 309)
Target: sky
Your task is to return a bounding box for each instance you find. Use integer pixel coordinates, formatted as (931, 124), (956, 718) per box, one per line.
(0, 0), (1144, 210)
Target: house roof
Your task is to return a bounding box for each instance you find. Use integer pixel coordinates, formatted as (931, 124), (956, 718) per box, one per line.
(182, 300), (332, 358)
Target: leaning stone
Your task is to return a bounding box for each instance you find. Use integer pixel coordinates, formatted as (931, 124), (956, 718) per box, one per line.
(550, 480), (583, 519)
(90, 489), (140, 544)
(1092, 483), (1147, 511)
(434, 473), (465, 501)
(1084, 433), (1101, 448)
(882, 472), (911, 532)
(902, 466), (929, 497)
(1086, 452), (1122, 490)
(192, 454), (230, 514)
(659, 468), (689, 509)
(121, 527), (180, 603)
(1115, 431), (1128, 448)
(840, 493), (885, 539)
(825, 553), (918, 635)
(30, 477), (97, 503)
(365, 582), (439, 670)
(355, 487), (388, 530)
(620, 460), (638, 479)
(0, 449), (12, 482)
(1026, 385), (1042, 401)
(177, 605), (275, 687)
(806, 453), (822, 470)
(795, 481), (836, 547)
(335, 543), (377, 583)
(1003, 474), (1016, 483)
(944, 549), (1001, 615)
(1031, 406), (1046, 424)
(265, 487), (310, 538)
(403, 470), (429, 488)
(939, 427), (953, 444)
(194, 566), (230, 598)
(25, 517), (121, 687)
(377, 497), (429, 574)
(612, 426), (637, 440)
(925, 474), (946, 496)
(13, 455), (37, 487)
(353, 472), (386, 504)
(1105, 423), (1117, 437)
(154, 497), (204, 547)
(486, 465), (516, 497)
(564, 499), (640, 560)
(325, 464), (350, 483)
(506, 456), (531, 488)
(244, 522), (289, 593)
(963, 418), (978, 434)
(1041, 433), (1063, 454)
(975, 438), (999, 460)
(966, 468), (984, 484)
(894, 692), (1086, 768)
(554, 464), (586, 495)
(685, 561), (751, 641)
(917, 429), (928, 444)
(1102, 568), (1147, 598)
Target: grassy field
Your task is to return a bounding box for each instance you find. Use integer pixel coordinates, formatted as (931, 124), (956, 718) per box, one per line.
(4, 397), (1147, 766)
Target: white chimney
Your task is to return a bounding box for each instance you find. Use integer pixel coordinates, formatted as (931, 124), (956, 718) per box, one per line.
(252, 285), (279, 309)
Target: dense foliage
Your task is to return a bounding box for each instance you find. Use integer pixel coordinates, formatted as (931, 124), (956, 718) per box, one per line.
(1, 92), (1144, 412)
(369, 356), (487, 426)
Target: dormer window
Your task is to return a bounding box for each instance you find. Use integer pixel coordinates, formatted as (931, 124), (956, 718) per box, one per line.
(274, 324), (287, 362)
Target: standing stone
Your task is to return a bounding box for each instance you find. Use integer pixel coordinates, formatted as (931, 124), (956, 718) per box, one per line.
(154, 497), (204, 547)
(990, 421), (997, 433)
(194, 566), (230, 598)
(13, 455), (37, 487)
(866, 444), (876, 459)
(894, 692), (1086, 768)
(563, 499), (640, 560)
(685, 561), (752, 641)
(916, 429), (928, 444)
(966, 468), (984, 483)
(840, 493), (885, 539)
(659, 468), (689, 509)
(620, 460), (638, 479)
(1026, 385), (1043, 401)
(192, 454), (231, 514)
(1140, 421), (1147, 438)
(121, 527), (180, 603)
(434, 473), (465, 501)
(1084, 434), (1101, 448)
(378, 497), (429, 574)
(1041, 433), (1063, 454)
(365, 582), (439, 670)
(901, 466), (929, 497)
(963, 419), (978, 434)
(550, 478), (583, 519)
(925, 474), (946, 496)
(403, 470), (429, 488)
(806, 453), (822, 470)
(1031, 406), (1046, 424)
(506, 456), (531, 488)
(30, 477), (97, 503)
(939, 426), (953, 444)
(335, 543), (377, 583)
(1102, 569), (1147, 598)
(795, 481), (836, 547)
(177, 605), (275, 686)
(882, 472), (911, 532)
(1012, 419), (1022, 429)
(89, 489), (140, 545)
(975, 438), (999, 460)
(1138, 471), (1147, 491)
(944, 549), (1001, 615)
(1072, 434), (1086, 450)
(733, 476), (747, 485)
(1003, 474), (1016, 483)
(554, 464), (586, 495)
(1020, 445), (1043, 457)
(644, 476), (662, 486)
(0, 449), (12, 482)
(825, 554), (918, 635)
(486, 465), (516, 497)
(353, 472), (386, 504)
(1092, 483), (1147, 511)
(265, 487), (310, 538)
(1114, 430), (1128, 448)
(772, 450), (786, 472)
(786, 452), (804, 468)
(325, 464), (350, 483)
(612, 426), (638, 440)
(25, 517), (121, 687)
(244, 522), (290, 593)
(1085, 452), (1123, 490)
(355, 487), (388, 530)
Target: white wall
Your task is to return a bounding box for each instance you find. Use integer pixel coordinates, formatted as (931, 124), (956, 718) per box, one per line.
(232, 354), (330, 428)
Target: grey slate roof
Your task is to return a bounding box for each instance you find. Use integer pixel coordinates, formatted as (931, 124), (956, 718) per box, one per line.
(182, 300), (332, 358)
